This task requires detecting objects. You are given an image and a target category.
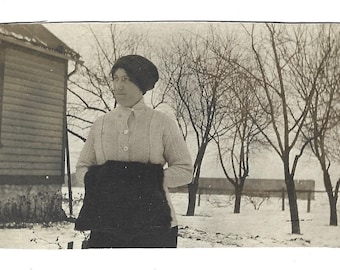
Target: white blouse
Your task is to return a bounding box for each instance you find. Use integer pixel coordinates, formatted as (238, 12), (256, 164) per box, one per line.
(75, 98), (193, 227)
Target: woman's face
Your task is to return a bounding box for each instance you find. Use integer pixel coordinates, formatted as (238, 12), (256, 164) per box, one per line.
(112, 68), (143, 107)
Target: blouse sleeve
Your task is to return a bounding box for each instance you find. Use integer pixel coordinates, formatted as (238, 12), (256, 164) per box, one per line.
(162, 116), (193, 188)
(75, 117), (101, 184)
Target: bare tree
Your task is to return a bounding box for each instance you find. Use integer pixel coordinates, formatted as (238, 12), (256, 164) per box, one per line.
(202, 27), (272, 214)
(159, 28), (234, 216)
(302, 25), (340, 226)
(157, 41), (191, 140)
(238, 23), (334, 234)
(215, 68), (271, 213)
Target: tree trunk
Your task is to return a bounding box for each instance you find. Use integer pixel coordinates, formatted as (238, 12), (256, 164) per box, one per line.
(329, 198), (338, 226)
(186, 181), (199, 216)
(285, 172), (301, 234)
(323, 171), (338, 226)
(186, 147), (206, 216)
(234, 186), (242, 214)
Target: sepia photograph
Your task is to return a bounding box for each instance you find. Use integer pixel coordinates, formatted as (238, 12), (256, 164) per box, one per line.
(1, 1), (339, 269)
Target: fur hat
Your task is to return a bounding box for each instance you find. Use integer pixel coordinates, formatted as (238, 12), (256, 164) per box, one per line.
(111, 55), (159, 94)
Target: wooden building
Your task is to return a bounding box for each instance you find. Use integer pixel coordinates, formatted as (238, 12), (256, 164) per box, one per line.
(0, 24), (80, 223)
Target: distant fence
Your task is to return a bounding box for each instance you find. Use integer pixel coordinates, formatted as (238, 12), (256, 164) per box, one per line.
(169, 177), (316, 212)
(170, 177), (315, 199)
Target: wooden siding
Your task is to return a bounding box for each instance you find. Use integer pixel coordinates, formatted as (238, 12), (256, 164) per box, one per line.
(0, 46), (67, 182)
(0, 45), (5, 141)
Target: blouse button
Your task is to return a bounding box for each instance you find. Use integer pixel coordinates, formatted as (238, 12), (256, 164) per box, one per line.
(123, 146), (129, 152)
(123, 129), (129, 135)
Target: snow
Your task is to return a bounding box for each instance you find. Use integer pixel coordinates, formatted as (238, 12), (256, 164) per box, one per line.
(1, 188), (340, 269)
(0, 26), (48, 48)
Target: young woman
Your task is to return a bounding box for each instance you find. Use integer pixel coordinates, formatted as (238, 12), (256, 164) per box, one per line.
(75, 55), (193, 248)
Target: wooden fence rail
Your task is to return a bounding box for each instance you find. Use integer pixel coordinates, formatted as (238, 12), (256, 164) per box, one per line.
(194, 188), (333, 213)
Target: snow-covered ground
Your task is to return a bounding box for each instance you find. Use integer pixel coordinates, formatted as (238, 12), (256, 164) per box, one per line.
(1, 187), (340, 269)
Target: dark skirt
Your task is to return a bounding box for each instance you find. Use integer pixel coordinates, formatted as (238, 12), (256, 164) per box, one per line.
(75, 160), (173, 245)
(86, 226), (178, 248)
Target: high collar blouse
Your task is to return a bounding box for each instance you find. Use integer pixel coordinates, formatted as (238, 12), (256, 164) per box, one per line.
(75, 98), (193, 189)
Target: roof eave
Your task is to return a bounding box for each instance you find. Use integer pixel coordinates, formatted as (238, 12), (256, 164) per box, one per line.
(0, 35), (81, 63)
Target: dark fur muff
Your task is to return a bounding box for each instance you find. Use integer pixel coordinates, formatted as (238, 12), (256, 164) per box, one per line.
(75, 160), (172, 236)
